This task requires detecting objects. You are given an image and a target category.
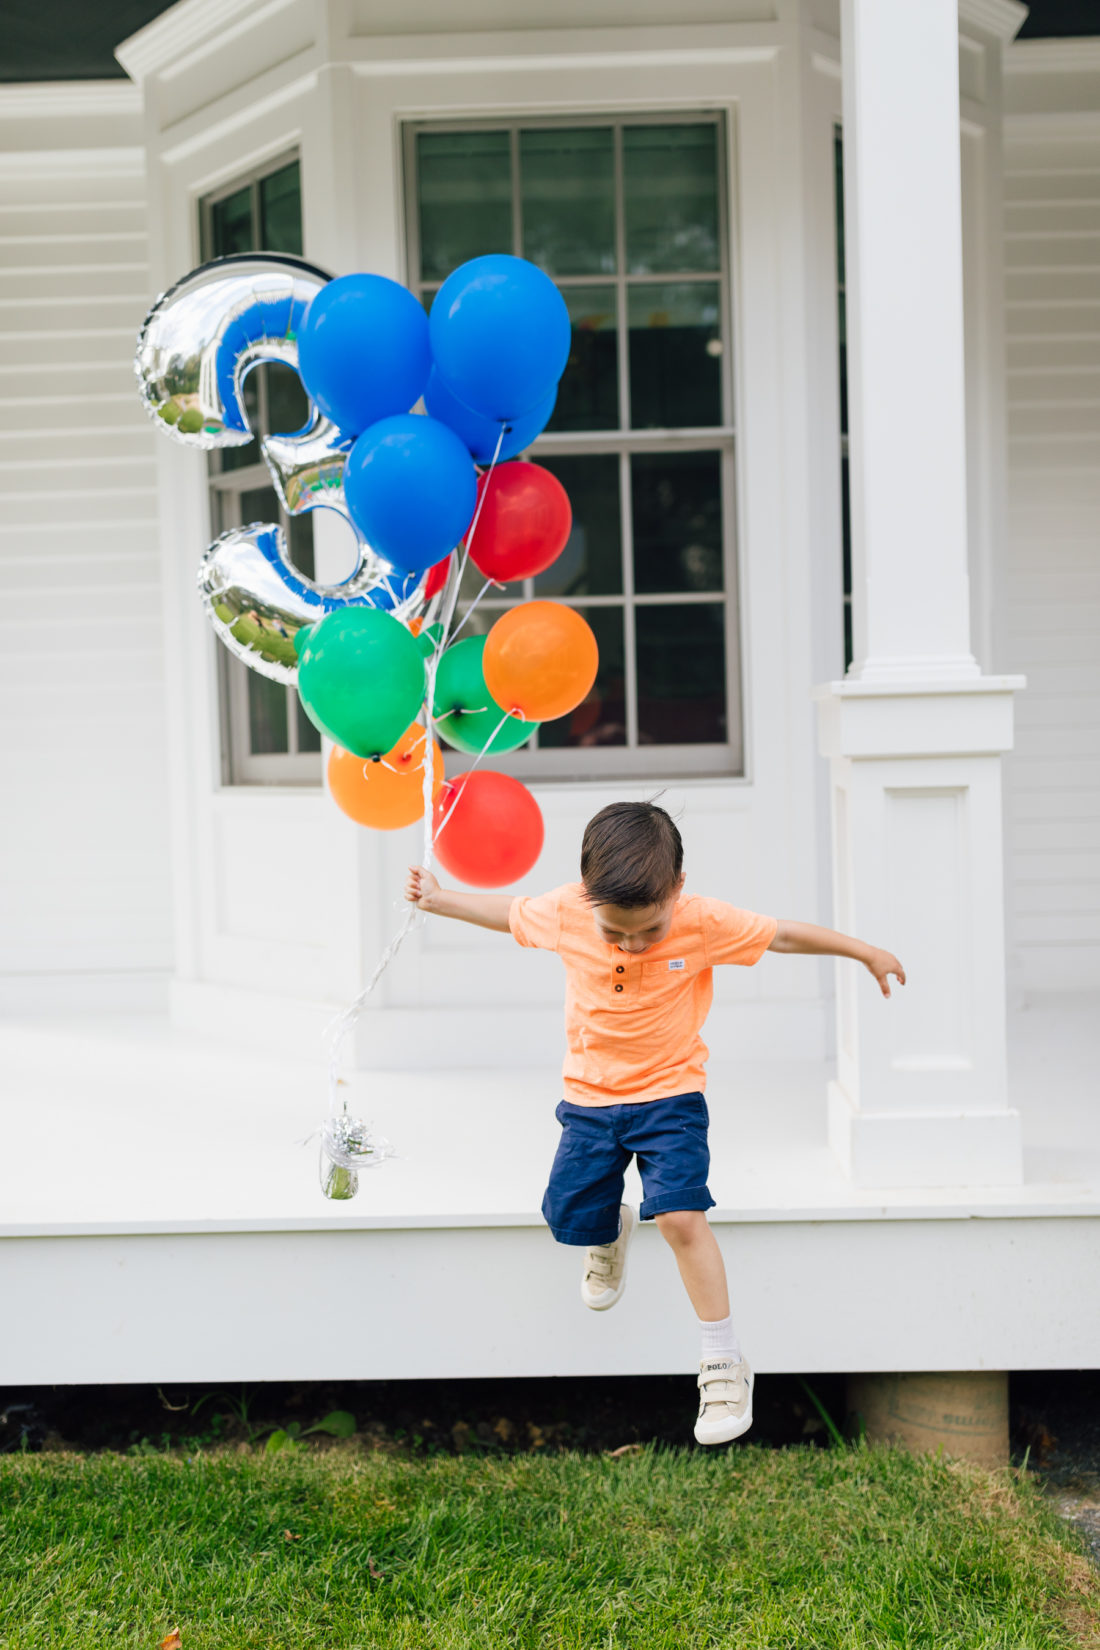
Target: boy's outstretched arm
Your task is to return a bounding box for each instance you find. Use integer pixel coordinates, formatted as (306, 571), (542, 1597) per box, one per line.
(405, 867), (514, 933)
(767, 921), (905, 1000)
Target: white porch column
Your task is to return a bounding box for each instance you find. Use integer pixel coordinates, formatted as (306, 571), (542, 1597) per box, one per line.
(814, 0), (1025, 1188)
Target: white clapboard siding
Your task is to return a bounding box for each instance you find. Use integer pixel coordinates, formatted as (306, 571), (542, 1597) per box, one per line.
(1002, 91), (1100, 995)
(0, 90), (172, 1004)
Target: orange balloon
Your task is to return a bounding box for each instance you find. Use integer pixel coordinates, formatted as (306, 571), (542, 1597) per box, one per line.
(328, 722), (443, 830)
(482, 601), (599, 724)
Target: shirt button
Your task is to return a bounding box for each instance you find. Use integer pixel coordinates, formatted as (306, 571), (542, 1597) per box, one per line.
(614, 983), (624, 992)
(615, 965), (624, 973)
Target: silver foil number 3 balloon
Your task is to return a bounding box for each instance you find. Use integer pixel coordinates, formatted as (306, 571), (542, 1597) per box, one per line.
(135, 253), (411, 684)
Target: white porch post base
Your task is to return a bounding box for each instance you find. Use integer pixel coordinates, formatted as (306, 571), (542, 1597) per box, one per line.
(814, 677), (1025, 1191)
(827, 1082), (1023, 1190)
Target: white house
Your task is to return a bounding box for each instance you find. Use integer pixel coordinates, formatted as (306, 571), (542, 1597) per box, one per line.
(1, 0), (1097, 1414)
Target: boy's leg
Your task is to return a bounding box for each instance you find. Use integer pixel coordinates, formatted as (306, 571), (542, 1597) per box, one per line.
(656, 1210), (752, 1444)
(652, 1209), (729, 1320)
(541, 1101), (631, 1246)
(627, 1095), (753, 1444)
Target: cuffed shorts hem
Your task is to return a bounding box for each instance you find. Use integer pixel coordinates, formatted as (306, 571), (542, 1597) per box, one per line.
(639, 1185), (716, 1221)
(540, 1188), (622, 1247)
(544, 1219), (622, 1248)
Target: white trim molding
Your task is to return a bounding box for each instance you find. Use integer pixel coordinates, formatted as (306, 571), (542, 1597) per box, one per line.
(0, 81), (143, 117)
(958, 0), (1028, 44)
(1004, 37), (1100, 73)
(1003, 109), (1100, 138)
(116, 0), (274, 84)
(0, 147), (145, 179)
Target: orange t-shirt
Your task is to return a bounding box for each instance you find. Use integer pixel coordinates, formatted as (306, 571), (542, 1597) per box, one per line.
(509, 883), (777, 1105)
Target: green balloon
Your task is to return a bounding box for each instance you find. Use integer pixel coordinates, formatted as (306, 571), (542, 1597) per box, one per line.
(431, 635), (538, 755)
(417, 622), (444, 658)
(297, 607), (426, 758)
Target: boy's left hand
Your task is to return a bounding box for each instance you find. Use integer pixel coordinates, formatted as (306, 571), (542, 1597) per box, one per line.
(864, 948), (906, 999)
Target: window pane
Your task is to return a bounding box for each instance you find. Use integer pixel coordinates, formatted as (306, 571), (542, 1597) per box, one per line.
(533, 454), (622, 597)
(218, 372), (261, 473)
(520, 127), (615, 276)
(623, 124), (720, 275)
(210, 186), (252, 258)
(631, 451), (723, 595)
(636, 603), (726, 745)
(248, 672), (289, 754)
(537, 606), (626, 749)
(287, 510), (315, 580)
(628, 282), (722, 429)
(240, 484), (281, 526)
(547, 286), (618, 432)
(837, 291), (848, 435)
(850, 455), (857, 597)
(259, 162), (302, 256)
(448, 601), (500, 642)
(262, 360), (310, 437)
(418, 130), (512, 283)
(296, 698), (322, 753)
(834, 130), (846, 289)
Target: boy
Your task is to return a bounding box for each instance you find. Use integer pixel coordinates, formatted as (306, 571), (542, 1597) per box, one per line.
(405, 801), (904, 1446)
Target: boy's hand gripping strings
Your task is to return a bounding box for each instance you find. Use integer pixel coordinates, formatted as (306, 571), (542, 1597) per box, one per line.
(404, 867), (514, 933)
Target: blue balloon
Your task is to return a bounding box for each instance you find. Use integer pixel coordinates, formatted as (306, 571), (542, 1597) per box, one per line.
(428, 254), (571, 423)
(423, 368), (556, 464)
(365, 567), (421, 610)
(298, 273), (431, 436)
(344, 414), (477, 576)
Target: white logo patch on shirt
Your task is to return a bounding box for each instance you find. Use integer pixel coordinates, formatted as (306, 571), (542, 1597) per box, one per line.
(668, 959), (686, 971)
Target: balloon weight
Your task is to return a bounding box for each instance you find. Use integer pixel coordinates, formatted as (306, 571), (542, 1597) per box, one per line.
(433, 771), (544, 888)
(328, 724), (443, 830)
(468, 462), (572, 583)
(432, 636), (538, 755)
(483, 601), (599, 724)
(297, 606), (426, 758)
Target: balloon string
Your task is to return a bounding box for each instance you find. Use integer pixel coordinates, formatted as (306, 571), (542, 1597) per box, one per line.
(447, 577), (502, 646)
(433, 709), (513, 842)
(429, 425), (506, 664)
(323, 421), (508, 1123)
(321, 701), (509, 1112)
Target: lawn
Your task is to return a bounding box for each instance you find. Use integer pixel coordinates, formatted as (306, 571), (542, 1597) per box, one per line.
(1, 1442), (1097, 1649)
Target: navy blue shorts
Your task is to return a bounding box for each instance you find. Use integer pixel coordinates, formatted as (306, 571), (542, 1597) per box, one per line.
(542, 1091), (716, 1246)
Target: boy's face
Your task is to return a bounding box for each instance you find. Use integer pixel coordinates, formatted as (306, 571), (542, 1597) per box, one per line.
(589, 875), (685, 953)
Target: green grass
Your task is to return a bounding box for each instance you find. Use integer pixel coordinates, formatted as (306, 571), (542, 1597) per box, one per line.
(1, 1443), (1097, 1649)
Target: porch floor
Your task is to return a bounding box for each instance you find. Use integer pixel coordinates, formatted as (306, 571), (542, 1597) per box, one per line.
(1, 993), (1097, 1236)
(1, 995), (1097, 1382)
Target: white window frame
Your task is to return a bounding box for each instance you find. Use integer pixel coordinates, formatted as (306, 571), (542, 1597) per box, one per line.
(403, 112), (744, 782)
(200, 153), (324, 788)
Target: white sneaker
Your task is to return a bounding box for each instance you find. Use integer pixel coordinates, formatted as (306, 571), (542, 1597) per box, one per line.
(694, 1356), (754, 1445)
(580, 1204), (637, 1310)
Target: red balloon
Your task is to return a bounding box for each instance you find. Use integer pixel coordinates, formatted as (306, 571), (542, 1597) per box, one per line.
(466, 461), (572, 583)
(432, 770), (544, 888)
(422, 552), (451, 599)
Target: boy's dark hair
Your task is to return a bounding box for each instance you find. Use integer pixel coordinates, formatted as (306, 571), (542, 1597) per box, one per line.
(580, 802), (683, 909)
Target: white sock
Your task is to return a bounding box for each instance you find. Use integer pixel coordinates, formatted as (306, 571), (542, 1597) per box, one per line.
(699, 1314), (742, 1364)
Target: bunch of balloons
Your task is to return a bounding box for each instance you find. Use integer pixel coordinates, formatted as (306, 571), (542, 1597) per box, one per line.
(135, 249), (598, 889)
